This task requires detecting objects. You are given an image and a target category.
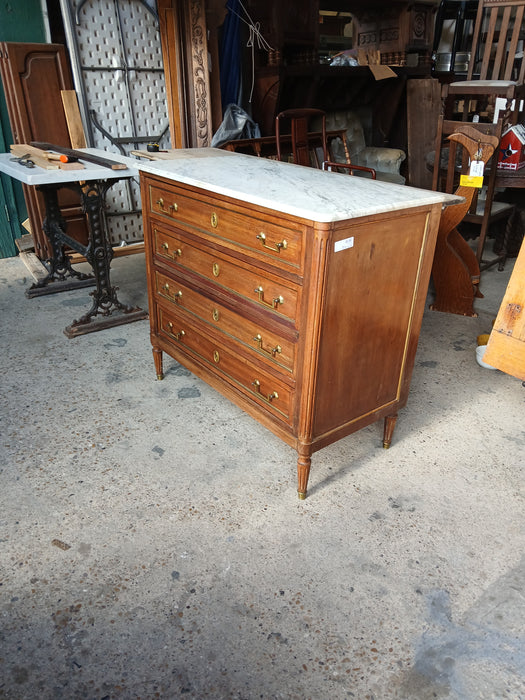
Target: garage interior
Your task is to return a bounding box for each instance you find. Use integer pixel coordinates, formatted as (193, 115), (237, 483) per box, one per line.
(0, 1), (524, 698)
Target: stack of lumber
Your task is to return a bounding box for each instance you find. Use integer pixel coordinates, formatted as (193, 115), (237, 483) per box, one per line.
(9, 144), (85, 170)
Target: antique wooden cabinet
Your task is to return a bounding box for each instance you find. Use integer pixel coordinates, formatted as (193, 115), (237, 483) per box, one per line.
(139, 150), (456, 498)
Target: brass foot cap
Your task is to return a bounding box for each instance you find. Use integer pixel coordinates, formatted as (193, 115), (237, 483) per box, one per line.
(297, 491), (307, 500)
(156, 374), (164, 380)
(383, 442), (391, 449)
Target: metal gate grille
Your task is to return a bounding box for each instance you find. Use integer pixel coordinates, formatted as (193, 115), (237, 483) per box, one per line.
(60, 0), (170, 245)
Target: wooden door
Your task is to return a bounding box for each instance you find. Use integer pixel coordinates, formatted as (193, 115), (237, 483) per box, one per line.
(0, 42), (88, 259)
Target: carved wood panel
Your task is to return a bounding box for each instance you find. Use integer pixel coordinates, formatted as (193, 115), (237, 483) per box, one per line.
(158, 0), (212, 148)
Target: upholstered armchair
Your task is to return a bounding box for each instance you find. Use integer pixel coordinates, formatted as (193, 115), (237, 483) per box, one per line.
(323, 110), (406, 184)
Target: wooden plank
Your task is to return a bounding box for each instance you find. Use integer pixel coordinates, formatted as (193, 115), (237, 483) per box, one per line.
(407, 78), (441, 189)
(19, 251), (48, 281)
(130, 149), (179, 160)
(67, 241), (145, 264)
(61, 90), (87, 149)
(15, 233), (34, 252)
(484, 241), (525, 380)
(58, 161), (86, 171)
(30, 142), (128, 170)
(10, 144), (60, 170)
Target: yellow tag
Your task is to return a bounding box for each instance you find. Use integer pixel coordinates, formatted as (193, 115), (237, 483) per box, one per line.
(460, 174), (484, 188)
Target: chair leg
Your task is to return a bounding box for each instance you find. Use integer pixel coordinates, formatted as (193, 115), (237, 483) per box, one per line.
(479, 207), (516, 272)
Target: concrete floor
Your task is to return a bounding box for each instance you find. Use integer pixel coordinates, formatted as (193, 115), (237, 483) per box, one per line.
(0, 249), (524, 700)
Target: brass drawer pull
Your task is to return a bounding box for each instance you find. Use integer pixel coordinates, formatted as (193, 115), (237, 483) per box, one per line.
(165, 322), (185, 341)
(156, 197), (178, 213)
(254, 286), (284, 309)
(253, 333), (282, 357)
(251, 379), (279, 403)
(256, 232), (287, 253)
(160, 242), (182, 260)
(161, 283), (182, 303)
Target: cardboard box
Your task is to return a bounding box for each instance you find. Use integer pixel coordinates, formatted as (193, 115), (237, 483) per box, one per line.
(497, 124), (525, 170)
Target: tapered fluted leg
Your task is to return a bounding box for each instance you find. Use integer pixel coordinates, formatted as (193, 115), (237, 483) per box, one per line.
(383, 414), (398, 449)
(153, 347), (163, 380)
(297, 448), (312, 500)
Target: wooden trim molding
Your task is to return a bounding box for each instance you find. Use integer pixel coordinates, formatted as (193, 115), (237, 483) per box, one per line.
(158, 0), (213, 148)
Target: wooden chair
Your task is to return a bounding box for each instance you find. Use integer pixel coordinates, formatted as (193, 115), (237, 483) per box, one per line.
(322, 161), (376, 179)
(275, 108), (377, 178)
(220, 129), (350, 162)
(430, 121), (509, 316)
(275, 108), (329, 167)
(442, 0), (525, 125)
(432, 116), (515, 273)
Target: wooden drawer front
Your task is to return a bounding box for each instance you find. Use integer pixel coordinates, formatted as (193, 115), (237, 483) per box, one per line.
(148, 182), (304, 271)
(157, 305), (294, 423)
(153, 227), (300, 323)
(155, 271), (297, 373)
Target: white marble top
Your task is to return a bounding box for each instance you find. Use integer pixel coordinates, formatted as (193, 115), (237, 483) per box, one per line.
(136, 148), (460, 223)
(0, 146), (460, 223)
(0, 149), (138, 185)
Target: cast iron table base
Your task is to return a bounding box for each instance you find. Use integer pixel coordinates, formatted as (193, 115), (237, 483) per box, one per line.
(33, 180), (147, 337)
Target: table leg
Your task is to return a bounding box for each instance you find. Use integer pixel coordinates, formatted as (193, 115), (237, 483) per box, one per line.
(383, 413), (398, 449)
(297, 446), (312, 500)
(26, 185), (95, 298)
(64, 181), (147, 337)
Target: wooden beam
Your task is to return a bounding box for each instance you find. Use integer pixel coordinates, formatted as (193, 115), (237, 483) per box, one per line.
(484, 241), (525, 380)
(61, 90), (87, 149)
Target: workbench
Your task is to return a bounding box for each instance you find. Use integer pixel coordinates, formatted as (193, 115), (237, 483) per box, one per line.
(137, 149), (459, 497)
(0, 149), (147, 337)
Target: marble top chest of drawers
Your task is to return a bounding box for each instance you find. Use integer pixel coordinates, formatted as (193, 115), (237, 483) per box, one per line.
(139, 150), (457, 498)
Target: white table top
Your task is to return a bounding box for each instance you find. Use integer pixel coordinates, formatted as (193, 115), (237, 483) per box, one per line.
(0, 149), (139, 185)
(136, 148), (461, 223)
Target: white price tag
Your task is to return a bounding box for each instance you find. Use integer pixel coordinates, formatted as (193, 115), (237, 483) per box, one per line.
(334, 236), (354, 253)
(470, 160), (484, 177)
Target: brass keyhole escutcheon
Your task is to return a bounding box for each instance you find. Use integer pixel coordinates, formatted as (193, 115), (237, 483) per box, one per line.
(212, 262), (220, 277)
(212, 308), (220, 322)
(213, 350), (220, 363)
(211, 212), (218, 228)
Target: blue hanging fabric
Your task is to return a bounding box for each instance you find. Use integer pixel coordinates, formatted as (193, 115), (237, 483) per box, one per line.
(219, 0), (242, 112)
